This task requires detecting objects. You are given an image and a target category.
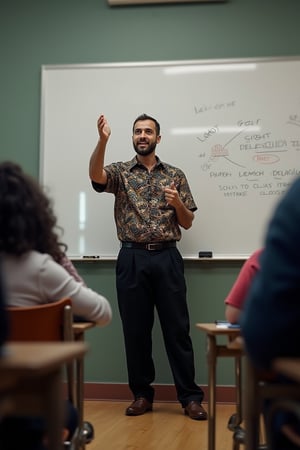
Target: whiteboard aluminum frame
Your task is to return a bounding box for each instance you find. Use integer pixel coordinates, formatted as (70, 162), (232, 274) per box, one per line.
(40, 56), (300, 259)
(107, 0), (225, 5)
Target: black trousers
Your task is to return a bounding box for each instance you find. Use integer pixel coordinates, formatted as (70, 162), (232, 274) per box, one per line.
(116, 246), (204, 407)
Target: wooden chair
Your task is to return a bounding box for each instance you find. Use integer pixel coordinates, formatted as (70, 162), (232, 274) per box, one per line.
(6, 298), (75, 399)
(6, 298), (82, 449)
(7, 297), (73, 341)
(226, 336), (269, 450)
(244, 354), (300, 450)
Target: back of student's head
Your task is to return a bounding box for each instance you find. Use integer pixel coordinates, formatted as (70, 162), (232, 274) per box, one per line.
(0, 161), (65, 261)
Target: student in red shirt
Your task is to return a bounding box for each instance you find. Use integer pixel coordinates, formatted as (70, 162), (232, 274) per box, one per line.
(224, 249), (263, 324)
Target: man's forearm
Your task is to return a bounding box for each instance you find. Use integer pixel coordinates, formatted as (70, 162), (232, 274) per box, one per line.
(175, 204), (194, 229)
(89, 139), (107, 183)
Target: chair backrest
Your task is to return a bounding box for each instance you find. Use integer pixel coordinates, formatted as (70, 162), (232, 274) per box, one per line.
(6, 298), (73, 342)
(6, 298), (77, 426)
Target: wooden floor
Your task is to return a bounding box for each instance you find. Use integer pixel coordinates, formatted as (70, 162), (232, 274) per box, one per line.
(84, 400), (237, 450)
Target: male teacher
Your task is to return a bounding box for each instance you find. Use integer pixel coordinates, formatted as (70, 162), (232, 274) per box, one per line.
(89, 113), (207, 420)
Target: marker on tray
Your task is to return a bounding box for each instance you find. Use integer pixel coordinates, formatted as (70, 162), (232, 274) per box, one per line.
(82, 255), (100, 259)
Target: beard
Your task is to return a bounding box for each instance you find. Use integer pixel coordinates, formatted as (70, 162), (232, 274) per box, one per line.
(133, 140), (157, 156)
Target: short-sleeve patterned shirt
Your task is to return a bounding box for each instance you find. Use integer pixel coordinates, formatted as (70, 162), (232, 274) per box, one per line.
(91, 156), (197, 243)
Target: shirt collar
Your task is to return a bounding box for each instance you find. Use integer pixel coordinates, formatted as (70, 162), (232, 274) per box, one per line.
(129, 155), (164, 171)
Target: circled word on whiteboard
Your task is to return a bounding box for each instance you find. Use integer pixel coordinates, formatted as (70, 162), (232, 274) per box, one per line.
(252, 154), (280, 164)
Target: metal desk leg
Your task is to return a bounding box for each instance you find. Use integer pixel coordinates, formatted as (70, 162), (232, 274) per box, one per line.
(235, 356), (242, 423)
(232, 355), (243, 450)
(206, 334), (217, 450)
(45, 369), (65, 450)
(77, 355), (85, 450)
(245, 357), (260, 450)
(74, 331), (85, 450)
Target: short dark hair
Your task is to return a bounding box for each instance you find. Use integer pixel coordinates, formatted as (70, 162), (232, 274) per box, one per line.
(133, 114), (160, 135)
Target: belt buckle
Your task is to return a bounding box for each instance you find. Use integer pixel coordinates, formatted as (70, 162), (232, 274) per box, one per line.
(147, 243), (159, 251)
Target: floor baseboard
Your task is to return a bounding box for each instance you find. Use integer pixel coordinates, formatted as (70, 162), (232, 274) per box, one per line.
(82, 383), (237, 404)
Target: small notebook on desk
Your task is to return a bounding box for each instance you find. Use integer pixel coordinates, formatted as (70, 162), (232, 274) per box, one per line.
(214, 320), (240, 329)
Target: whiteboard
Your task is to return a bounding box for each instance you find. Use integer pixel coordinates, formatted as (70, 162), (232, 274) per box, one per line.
(40, 58), (300, 258)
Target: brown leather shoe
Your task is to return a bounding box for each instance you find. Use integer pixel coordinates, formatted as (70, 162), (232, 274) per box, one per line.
(184, 401), (207, 420)
(125, 397), (153, 416)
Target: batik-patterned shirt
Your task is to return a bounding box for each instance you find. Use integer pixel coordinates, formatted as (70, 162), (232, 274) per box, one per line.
(91, 156), (197, 243)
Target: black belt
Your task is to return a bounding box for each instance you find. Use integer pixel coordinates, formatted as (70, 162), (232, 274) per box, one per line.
(121, 241), (176, 251)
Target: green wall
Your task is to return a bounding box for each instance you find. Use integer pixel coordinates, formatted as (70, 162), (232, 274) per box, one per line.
(75, 259), (242, 385)
(1, 0), (300, 387)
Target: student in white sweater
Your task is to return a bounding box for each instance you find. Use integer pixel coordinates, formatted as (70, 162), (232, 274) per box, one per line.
(0, 161), (112, 450)
(0, 161), (112, 325)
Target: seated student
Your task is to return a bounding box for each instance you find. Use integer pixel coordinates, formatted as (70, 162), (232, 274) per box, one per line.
(241, 177), (300, 450)
(0, 161), (112, 449)
(224, 248), (263, 324)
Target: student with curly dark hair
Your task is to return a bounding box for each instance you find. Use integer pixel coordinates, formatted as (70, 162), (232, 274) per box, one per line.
(0, 161), (112, 449)
(0, 161), (111, 323)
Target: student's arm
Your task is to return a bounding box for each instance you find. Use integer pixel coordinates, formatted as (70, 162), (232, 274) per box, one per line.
(224, 249), (262, 323)
(89, 114), (111, 184)
(59, 254), (86, 285)
(225, 305), (242, 324)
(41, 256), (112, 326)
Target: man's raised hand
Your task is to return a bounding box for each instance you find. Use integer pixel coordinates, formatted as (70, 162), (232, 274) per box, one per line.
(97, 114), (111, 141)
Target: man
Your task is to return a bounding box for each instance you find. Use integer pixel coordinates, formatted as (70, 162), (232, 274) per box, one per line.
(89, 113), (207, 420)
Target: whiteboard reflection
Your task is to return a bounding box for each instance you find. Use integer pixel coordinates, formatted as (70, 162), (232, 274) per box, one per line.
(164, 63), (257, 75)
(170, 126), (261, 135)
(79, 192), (86, 254)
(79, 191), (86, 230)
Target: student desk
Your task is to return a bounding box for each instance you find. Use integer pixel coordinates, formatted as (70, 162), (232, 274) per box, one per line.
(0, 341), (88, 450)
(244, 357), (300, 450)
(72, 321), (96, 449)
(196, 323), (243, 450)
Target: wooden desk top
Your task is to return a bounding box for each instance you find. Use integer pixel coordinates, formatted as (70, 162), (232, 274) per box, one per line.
(273, 358), (300, 383)
(72, 322), (96, 334)
(196, 323), (241, 336)
(0, 342), (88, 375)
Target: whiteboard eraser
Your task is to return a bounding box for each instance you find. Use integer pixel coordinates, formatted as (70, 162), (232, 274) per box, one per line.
(198, 251), (213, 258)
